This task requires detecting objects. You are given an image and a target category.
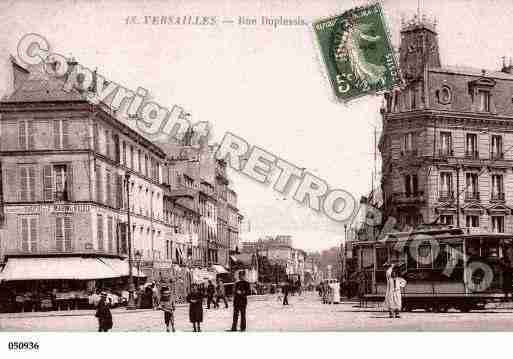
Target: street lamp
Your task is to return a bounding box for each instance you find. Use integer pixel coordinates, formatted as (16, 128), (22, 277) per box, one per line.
(135, 250), (142, 287)
(125, 173), (136, 310)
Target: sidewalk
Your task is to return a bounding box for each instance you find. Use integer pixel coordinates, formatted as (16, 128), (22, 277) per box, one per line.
(0, 294), (274, 319)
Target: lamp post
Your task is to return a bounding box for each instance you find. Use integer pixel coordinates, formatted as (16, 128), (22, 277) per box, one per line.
(125, 173), (136, 310)
(135, 250), (142, 288)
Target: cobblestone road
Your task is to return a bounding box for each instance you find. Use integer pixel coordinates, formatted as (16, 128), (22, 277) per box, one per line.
(2, 292), (513, 331)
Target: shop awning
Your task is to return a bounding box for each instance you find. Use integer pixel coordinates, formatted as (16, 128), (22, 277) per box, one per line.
(99, 258), (146, 278)
(211, 264), (228, 274)
(0, 257), (120, 281)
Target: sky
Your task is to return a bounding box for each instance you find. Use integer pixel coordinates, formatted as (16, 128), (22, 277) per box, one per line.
(1, 0), (513, 251)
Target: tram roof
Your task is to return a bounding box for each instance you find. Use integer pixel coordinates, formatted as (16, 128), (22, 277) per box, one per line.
(352, 230), (513, 247)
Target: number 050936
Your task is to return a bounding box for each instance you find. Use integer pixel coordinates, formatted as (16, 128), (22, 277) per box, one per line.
(8, 341), (40, 350)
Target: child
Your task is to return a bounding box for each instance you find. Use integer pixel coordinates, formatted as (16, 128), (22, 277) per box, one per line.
(186, 284), (204, 332)
(159, 286), (175, 332)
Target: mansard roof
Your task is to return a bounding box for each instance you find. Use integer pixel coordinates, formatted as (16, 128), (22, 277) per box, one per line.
(429, 65), (513, 81)
(2, 63), (87, 103)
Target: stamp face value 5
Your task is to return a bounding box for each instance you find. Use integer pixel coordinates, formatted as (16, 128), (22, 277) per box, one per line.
(314, 3), (401, 101)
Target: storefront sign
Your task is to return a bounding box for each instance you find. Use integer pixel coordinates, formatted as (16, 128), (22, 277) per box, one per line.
(5, 204), (91, 215)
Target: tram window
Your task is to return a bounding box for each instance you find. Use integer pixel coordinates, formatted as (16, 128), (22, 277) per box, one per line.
(417, 244), (433, 268)
(434, 244), (449, 269)
(376, 247), (388, 268)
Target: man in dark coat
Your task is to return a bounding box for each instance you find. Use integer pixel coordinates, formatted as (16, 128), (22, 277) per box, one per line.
(186, 284), (204, 332)
(95, 292), (113, 332)
(282, 281), (289, 305)
(230, 271), (250, 331)
(206, 280), (217, 309)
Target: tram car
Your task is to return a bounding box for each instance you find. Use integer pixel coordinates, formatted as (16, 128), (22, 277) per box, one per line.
(353, 226), (513, 312)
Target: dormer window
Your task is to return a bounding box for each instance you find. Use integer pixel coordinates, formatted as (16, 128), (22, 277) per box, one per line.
(478, 90), (490, 112)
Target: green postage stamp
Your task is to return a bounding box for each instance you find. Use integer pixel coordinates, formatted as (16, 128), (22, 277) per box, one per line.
(314, 2), (402, 101)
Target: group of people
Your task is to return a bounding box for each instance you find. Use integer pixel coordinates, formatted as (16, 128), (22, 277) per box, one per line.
(94, 271), (252, 332)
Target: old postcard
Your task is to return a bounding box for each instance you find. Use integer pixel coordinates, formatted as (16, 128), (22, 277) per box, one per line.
(0, 0), (512, 357)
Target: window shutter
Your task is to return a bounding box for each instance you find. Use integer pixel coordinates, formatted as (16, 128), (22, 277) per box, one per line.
(53, 120), (60, 149)
(28, 167), (36, 201)
(96, 165), (102, 203)
(28, 121), (35, 149)
(62, 120), (69, 149)
(64, 217), (72, 251)
(30, 218), (37, 252)
(106, 171), (111, 206)
(43, 165), (53, 201)
(116, 174), (123, 209)
(66, 164), (73, 201)
(19, 167), (28, 201)
(18, 121), (26, 149)
(93, 123), (99, 151)
(21, 218), (29, 251)
(56, 217), (63, 252)
(118, 222), (127, 255)
(107, 216), (113, 252)
(97, 215), (104, 251)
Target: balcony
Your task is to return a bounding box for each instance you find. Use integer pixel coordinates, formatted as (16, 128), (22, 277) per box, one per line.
(438, 149), (454, 158)
(392, 191), (425, 204)
(491, 192), (505, 203)
(400, 149), (418, 157)
(490, 152), (504, 160)
(465, 150), (479, 160)
(465, 192), (480, 202)
(166, 187), (196, 200)
(438, 191), (454, 202)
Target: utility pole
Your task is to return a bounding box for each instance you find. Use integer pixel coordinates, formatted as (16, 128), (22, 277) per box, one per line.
(125, 173), (136, 310)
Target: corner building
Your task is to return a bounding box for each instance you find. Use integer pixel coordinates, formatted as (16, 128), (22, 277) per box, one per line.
(381, 17), (513, 234)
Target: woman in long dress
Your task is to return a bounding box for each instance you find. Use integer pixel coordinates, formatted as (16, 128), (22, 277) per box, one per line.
(384, 264), (402, 318)
(186, 284), (204, 332)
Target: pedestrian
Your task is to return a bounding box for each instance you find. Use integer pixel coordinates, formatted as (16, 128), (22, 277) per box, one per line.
(282, 281), (289, 305)
(159, 286), (176, 332)
(152, 282), (160, 310)
(206, 280), (217, 309)
(230, 271), (250, 331)
(384, 264), (405, 318)
(502, 257), (513, 301)
(186, 284), (203, 332)
(95, 292), (113, 332)
(215, 278), (229, 309)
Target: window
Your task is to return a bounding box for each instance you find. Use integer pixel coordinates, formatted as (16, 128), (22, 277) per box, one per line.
(19, 166), (36, 201)
(106, 169), (111, 206)
(417, 243), (433, 269)
(491, 216), (505, 233)
(466, 215), (479, 228)
(440, 215), (453, 225)
(130, 146), (134, 169)
(410, 88), (416, 109)
(465, 173), (479, 200)
(56, 217), (72, 252)
(95, 165), (103, 203)
(122, 141), (126, 166)
(145, 155), (148, 177)
(439, 172), (453, 200)
(401, 133), (415, 155)
(137, 150), (142, 173)
(54, 164), (71, 201)
(404, 174), (418, 197)
(18, 120), (35, 150)
(93, 123), (99, 151)
(439, 132), (452, 156)
(478, 90), (490, 112)
(491, 174), (504, 201)
(438, 86), (452, 104)
(105, 130), (111, 157)
(107, 216), (113, 253)
(491, 135), (503, 159)
(20, 217), (37, 252)
(466, 133), (478, 158)
(97, 214), (104, 250)
(53, 119), (69, 149)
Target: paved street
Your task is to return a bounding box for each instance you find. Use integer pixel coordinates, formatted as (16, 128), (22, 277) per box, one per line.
(2, 292), (513, 331)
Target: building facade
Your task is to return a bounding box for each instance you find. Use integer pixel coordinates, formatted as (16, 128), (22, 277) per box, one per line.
(380, 16), (513, 234)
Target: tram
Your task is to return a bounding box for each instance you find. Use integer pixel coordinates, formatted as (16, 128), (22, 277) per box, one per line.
(353, 226), (513, 312)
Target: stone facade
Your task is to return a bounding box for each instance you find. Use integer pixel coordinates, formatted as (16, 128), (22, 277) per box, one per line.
(381, 16), (513, 234)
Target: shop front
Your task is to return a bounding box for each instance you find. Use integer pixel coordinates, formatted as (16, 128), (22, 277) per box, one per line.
(0, 254), (145, 313)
